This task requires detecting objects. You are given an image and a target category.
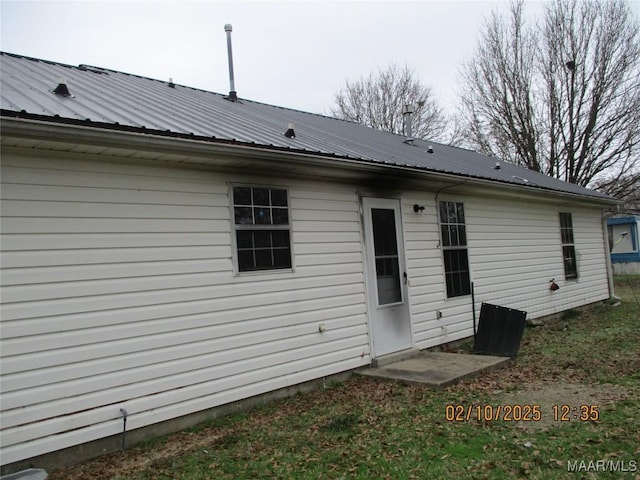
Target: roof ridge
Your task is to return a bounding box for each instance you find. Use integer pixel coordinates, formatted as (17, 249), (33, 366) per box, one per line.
(0, 51), (79, 70)
(0, 51), (357, 118)
(0, 50), (229, 99)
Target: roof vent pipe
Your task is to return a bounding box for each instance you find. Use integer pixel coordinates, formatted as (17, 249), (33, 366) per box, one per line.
(224, 24), (238, 102)
(53, 78), (71, 97)
(284, 122), (296, 138)
(403, 104), (414, 144)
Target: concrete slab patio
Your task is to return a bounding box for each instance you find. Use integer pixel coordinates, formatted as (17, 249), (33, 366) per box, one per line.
(357, 351), (512, 388)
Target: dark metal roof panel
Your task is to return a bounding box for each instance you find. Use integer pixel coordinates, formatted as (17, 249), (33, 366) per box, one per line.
(0, 52), (613, 201)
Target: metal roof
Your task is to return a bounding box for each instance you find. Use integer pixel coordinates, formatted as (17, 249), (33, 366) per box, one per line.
(0, 51), (613, 201)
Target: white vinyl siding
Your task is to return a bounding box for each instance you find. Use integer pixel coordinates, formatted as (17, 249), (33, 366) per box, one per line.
(403, 193), (610, 349)
(467, 199), (608, 319)
(402, 196), (454, 348)
(0, 152), (369, 465)
(0, 148), (612, 466)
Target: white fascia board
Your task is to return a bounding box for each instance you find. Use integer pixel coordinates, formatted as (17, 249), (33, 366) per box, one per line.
(1, 116), (618, 207)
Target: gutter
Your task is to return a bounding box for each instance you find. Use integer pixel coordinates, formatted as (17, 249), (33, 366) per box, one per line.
(0, 115), (619, 207)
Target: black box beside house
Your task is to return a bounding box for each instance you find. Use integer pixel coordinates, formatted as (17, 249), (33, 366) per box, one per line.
(473, 303), (527, 358)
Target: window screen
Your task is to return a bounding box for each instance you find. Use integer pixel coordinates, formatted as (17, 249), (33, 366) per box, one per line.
(233, 186), (292, 272)
(439, 201), (471, 297)
(559, 212), (577, 279)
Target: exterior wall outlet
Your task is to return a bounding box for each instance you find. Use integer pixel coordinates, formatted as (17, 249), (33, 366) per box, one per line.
(436, 311), (443, 319)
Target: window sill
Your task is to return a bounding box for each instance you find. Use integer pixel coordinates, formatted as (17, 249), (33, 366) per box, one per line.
(233, 268), (296, 282)
(444, 294), (472, 301)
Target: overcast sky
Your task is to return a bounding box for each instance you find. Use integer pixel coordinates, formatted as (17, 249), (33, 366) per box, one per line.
(2, 1), (639, 117)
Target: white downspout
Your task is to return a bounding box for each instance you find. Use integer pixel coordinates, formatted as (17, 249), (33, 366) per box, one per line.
(602, 208), (617, 300)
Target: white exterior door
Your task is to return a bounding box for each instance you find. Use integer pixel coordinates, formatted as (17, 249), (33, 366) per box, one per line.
(362, 197), (412, 357)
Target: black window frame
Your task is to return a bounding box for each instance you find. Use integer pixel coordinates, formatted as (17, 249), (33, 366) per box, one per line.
(232, 185), (292, 273)
(439, 201), (471, 298)
(559, 212), (578, 280)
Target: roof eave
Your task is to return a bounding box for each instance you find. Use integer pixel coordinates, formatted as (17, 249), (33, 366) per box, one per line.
(0, 115), (618, 206)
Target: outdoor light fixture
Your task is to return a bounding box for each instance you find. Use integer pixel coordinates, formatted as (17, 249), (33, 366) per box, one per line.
(549, 279), (560, 291)
(413, 204), (425, 213)
(284, 122), (295, 138)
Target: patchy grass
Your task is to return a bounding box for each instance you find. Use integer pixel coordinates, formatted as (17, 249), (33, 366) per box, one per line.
(50, 279), (640, 480)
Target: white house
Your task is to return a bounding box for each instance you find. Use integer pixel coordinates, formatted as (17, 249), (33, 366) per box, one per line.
(0, 52), (617, 470)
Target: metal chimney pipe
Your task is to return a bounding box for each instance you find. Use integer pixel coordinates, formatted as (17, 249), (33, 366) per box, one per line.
(224, 24), (238, 102)
(403, 104), (414, 144)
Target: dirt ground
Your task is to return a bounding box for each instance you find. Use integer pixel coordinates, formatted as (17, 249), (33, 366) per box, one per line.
(48, 425), (225, 480)
(46, 380), (632, 480)
(501, 382), (631, 431)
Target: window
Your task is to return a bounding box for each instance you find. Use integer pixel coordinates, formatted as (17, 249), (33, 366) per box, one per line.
(559, 212), (577, 279)
(233, 186), (292, 272)
(371, 208), (402, 305)
(608, 223), (637, 254)
(439, 201), (471, 297)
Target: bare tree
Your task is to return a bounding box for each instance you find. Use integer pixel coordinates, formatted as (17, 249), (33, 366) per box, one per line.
(330, 64), (450, 142)
(459, 0), (640, 197)
(595, 174), (640, 213)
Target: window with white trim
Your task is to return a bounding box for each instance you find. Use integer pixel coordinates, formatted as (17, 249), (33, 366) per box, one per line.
(439, 201), (471, 297)
(559, 212), (577, 280)
(233, 186), (292, 272)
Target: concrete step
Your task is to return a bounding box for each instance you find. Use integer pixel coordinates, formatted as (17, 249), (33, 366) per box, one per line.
(370, 348), (421, 368)
(359, 351), (512, 388)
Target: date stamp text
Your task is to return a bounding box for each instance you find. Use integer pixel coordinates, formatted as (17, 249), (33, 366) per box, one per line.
(445, 403), (599, 422)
